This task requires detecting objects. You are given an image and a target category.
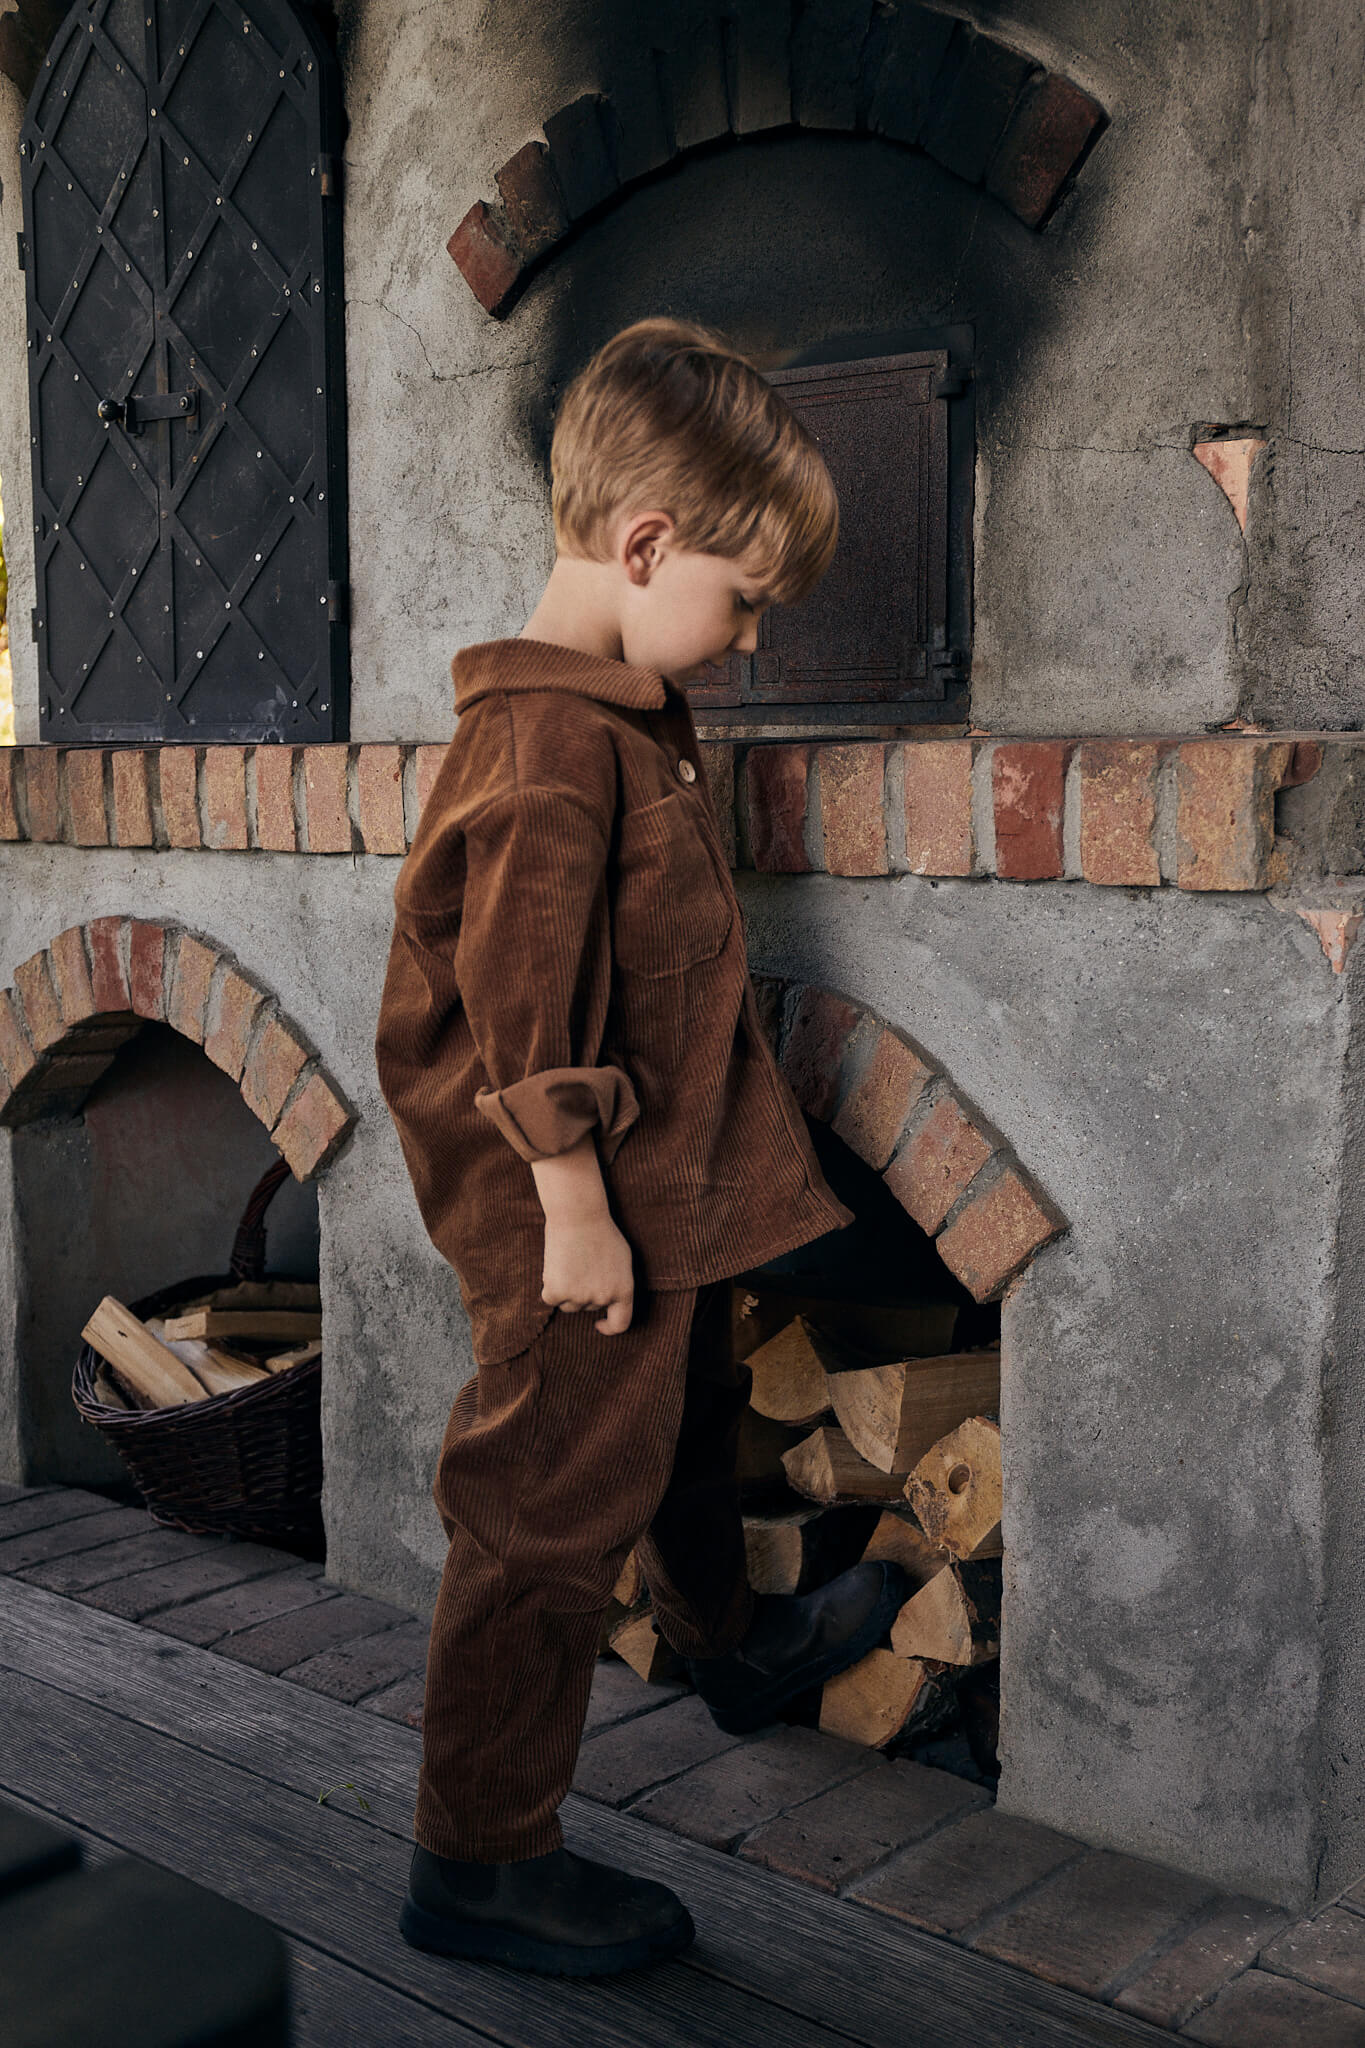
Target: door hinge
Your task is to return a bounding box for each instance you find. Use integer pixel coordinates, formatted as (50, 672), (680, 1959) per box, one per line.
(15, 231), (26, 271)
(318, 153), (342, 199)
(326, 580), (348, 623)
(30, 607), (39, 643)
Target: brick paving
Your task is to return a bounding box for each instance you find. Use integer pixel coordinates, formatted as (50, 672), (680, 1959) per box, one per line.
(7, 1481), (1365, 2041)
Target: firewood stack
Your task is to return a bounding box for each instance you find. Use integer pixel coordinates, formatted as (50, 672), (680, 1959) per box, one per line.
(81, 1282), (323, 1409)
(601, 1282), (1004, 1775)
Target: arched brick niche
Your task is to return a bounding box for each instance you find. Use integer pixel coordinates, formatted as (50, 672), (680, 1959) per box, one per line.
(0, 916), (356, 1179)
(756, 973), (1067, 1300)
(449, 8), (1106, 315)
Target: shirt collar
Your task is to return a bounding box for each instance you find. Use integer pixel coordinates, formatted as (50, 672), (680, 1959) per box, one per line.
(451, 637), (672, 714)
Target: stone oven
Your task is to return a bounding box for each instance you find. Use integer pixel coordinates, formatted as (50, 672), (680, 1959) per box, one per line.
(0, 0), (1363, 1921)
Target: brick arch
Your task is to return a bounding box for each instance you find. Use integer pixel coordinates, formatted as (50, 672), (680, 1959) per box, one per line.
(753, 974), (1067, 1302)
(0, 916), (356, 1179)
(450, 9), (1106, 315)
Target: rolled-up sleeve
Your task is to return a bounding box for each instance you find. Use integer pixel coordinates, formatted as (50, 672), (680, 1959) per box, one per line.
(447, 783), (639, 1166)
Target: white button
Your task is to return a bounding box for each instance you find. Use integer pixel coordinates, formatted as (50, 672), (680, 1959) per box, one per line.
(677, 758), (696, 783)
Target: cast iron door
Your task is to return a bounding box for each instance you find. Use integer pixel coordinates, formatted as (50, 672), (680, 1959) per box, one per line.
(19, 0), (348, 742)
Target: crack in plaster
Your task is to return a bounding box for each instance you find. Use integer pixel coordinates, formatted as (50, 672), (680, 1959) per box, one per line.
(349, 297), (536, 385)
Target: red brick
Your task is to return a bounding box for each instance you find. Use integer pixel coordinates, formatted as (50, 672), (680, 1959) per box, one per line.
(202, 746), (248, 851)
(87, 916), (132, 1013)
(159, 747), (201, 849)
(901, 739), (975, 875)
(280, 1618), (430, 1703)
(884, 1091), (994, 1234)
(213, 1589), (413, 1673)
(1114, 1896), (1292, 2030)
(24, 749), (60, 842)
(355, 744), (406, 855)
(1183, 1969), (1365, 2047)
(446, 198), (522, 316)
(203, 967), (267, 1083)
(831, 1028), (932, 1170)
(0, 988), (38, 1090)
(0, 748), (21, 840)
(253, 745), (297, 852)
(495, 139), (569, 260)
(66, 748), (107, 846)
(272, 1070), (353, 1178)
(1176, 739), (1293, 891)
(740, 1757), (987, 1893)
(1077, 740), (1161, 886)
(699, 742), (736, 865)
(167, 934), (218, 1044)
(415, 744), (447, 816)
(986, 71), (1105, 230)
(301, 745), (352, 854)
(851, 1807), (1081, 1935)
(48, 926), (96, 1024)
(13, 952), (64, 1052)
(746, 744), (812, 872)
(936, 1165), (1064, 1300)
(1257, 1909), (1365, 2008)
(973, 1846), (1215, 1997)
(574, 1695), (745, 1808)
(818, 744), (888, 875)
(629, 1725), (877, 1852)
(128, 921), (167, 1019)
(992, 741), (1071, 880)
(781, 985), (861, 1120)
(110, 752), (154, 847)
(241, 1012), (311, 1129)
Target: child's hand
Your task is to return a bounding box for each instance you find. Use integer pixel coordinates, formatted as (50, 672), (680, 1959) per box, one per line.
(541, 1216), (635, 1335)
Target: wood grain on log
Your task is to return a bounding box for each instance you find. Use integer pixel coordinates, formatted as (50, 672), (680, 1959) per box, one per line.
(745, 1318), (832, 1428)
(904, 1417), (1002, 1561)
(827, 1350), (1001, 1474)
(782, 1427), (907, 1506)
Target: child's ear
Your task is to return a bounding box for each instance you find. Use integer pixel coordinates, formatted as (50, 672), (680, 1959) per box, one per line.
(620, 511), (675, 586)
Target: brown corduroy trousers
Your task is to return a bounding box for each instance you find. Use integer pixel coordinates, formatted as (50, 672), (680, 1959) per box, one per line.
(413, 1274), (757, 1861)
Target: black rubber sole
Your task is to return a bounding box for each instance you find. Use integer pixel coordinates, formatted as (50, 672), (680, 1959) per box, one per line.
(397, 1895), (696, 1977)
(696, 1562), (911, 1735)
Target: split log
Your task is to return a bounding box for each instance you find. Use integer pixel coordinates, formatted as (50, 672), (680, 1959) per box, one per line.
(263, 1339), (323, 1375)
(826, 1349), (1001, 1474)
(160, 1308), (323, 1345)
(860, 1508), (952, 1589)
(818, 1650), (948, 1748)
(145, 1319), (273, 1398)
(83, 1297), (208, 1408)
(208, 1281), (321, 1312)
(745, 1317), (832, 1428)
(891, 1560), (1001, 1666)
(781, 1426), (906, 1506)
(608, 1610), (687, 1685)
(742, 1504), (881, 1597)
(904, 1416), (1002, 1561)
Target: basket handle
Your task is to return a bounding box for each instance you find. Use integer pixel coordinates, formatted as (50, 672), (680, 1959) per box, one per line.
(229, 1156), (292, 1282)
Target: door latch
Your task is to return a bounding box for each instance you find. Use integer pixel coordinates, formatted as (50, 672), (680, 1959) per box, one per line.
(98, 389), (200, 435)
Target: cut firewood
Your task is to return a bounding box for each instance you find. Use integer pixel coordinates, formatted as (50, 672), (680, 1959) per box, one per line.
(608, 1610), (687, 1685)
(160, 1308), (323, 1344)
(263, 1339), (323, 1375)
(187, 1348), (273, 1398)
(207, 1281), (322, 1312)
(860, 1508), (952, 1589)
(82, 1296), (208, 1408)
(730, 1279), (959, 1364)
(905, 1416), (1002, 1561)
(826, 1350), (1001, 1474)
(737, 1408), (807, 1485)
(745, 1317), (832, 1428)
(819, 1649), (949, 1748)
(891, 1560), (1001, 1666)
(742, 1504), (881, 1597)
(612, 1548), (647, 1609)
(781, 1426), (907, 1506)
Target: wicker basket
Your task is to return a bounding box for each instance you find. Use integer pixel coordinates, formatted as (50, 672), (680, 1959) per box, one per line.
(71, 1157), (325, 1561)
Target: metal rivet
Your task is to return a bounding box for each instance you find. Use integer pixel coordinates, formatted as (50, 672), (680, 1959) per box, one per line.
(224, 601), (230, 609)
(256, 449), (262, 458)
(152, 207), (158, 217)
(319, 595), (325, 604)
(255, 553), (261, 561)
(314, 283), (320, 292)
(196, 650), (203, 658)
(216, 196), (222, 204)
(258, 651), (264, 660)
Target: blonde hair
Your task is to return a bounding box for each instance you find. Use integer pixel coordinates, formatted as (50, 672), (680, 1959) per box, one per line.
(550, 316), (839, 607)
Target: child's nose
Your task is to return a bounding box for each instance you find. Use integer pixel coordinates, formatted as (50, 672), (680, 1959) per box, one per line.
(731, 617), (760, 654)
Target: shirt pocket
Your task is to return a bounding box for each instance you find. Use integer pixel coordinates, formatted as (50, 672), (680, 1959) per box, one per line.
(613, 792), (734, 979)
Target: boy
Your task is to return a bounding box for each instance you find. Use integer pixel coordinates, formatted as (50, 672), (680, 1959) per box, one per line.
(374, 316), (910, 1978)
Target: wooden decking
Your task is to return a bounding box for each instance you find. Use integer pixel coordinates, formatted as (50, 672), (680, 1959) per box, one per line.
(0, 1568), (1183, 2048)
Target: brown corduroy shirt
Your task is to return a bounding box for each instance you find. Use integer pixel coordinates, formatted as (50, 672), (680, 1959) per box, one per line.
(374, 636), (855, 1366)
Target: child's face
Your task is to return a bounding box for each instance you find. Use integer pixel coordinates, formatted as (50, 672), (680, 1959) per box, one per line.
(618, 517), (772, 686)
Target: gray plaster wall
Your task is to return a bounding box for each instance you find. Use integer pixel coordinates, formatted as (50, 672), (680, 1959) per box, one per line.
(740, 865), (1353, 1908)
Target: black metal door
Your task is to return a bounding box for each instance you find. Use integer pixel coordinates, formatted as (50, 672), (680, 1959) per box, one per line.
(20, 0), (347, 742)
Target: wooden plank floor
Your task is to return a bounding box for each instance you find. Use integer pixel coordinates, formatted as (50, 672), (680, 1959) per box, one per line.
(0, 1575), (1181, 2048)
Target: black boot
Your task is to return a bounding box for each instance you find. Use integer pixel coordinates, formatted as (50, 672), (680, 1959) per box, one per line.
(399, 1842), (695, 1977)
(686, 1560), (911, 1735)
